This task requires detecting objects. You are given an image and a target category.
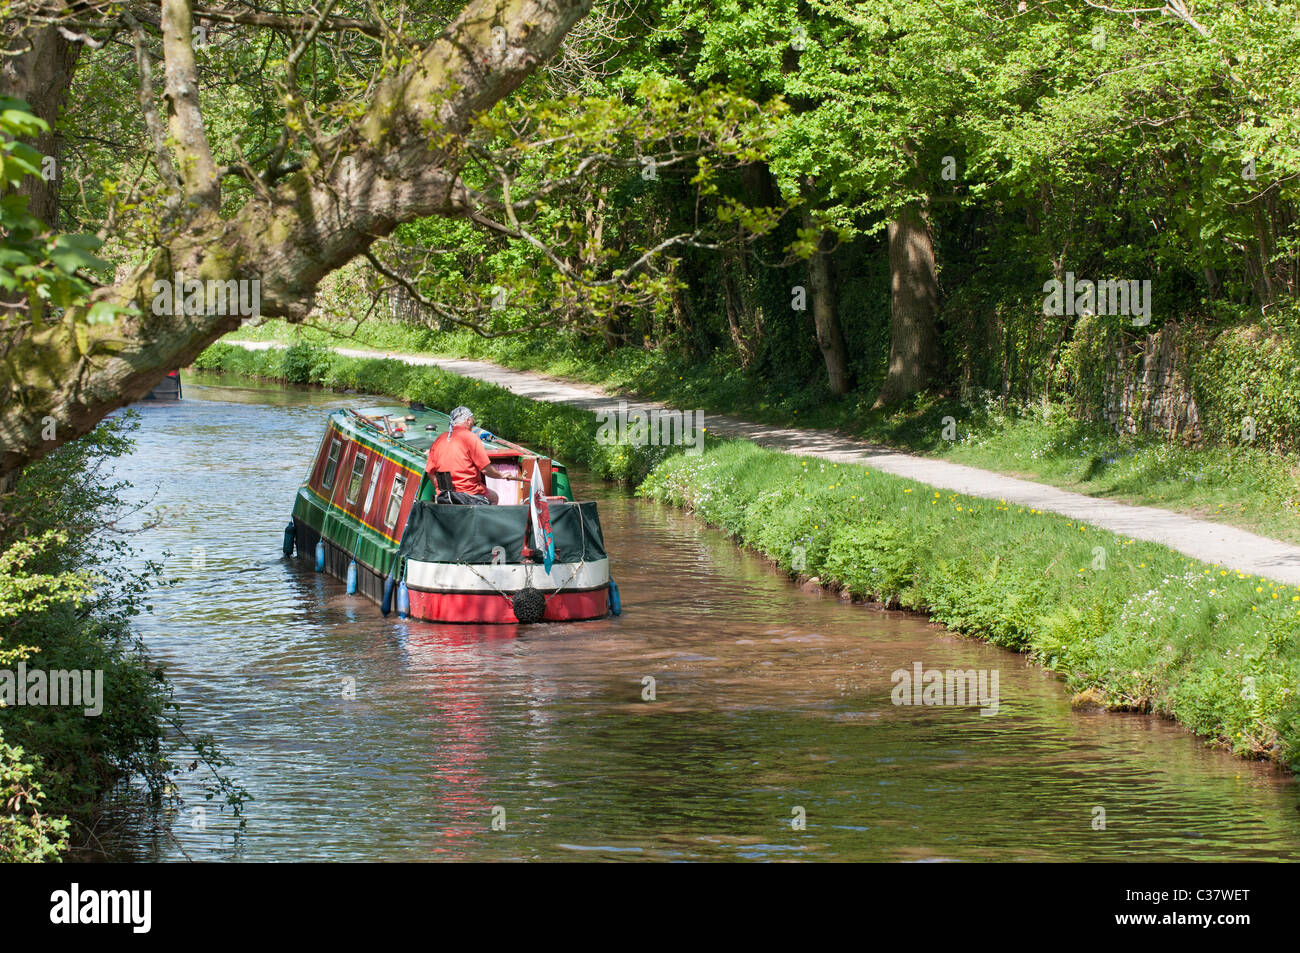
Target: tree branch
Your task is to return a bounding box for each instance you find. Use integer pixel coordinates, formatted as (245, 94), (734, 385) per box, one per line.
(0, 0), (594, 479)
(121, 9), (182, 210)
(160, 0), (219, 209)
(363, 251), (569, 338)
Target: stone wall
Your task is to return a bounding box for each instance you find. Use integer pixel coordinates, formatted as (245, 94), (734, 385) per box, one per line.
(1101, 324), (1202, 442)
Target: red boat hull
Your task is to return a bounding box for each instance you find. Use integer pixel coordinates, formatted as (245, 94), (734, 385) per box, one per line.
(403, 557), (611, 623)
(407, 587), (610, 624)
(297, 519), (613, 624)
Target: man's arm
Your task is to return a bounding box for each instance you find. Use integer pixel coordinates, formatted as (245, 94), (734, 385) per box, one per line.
(483, 464), (528, 483)
(471, 436), (526, 482)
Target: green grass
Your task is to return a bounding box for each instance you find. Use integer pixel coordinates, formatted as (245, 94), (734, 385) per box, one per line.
(223, 319), (1300, 544)
(639, 440), (1300, 769)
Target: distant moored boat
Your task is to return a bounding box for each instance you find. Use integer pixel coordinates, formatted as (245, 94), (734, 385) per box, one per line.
(144, 369), (182, 400)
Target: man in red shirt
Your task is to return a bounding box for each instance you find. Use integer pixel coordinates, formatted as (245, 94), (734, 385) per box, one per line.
(426, 406), (527, 504)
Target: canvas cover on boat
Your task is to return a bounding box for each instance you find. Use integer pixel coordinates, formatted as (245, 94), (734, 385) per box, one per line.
(397, 501), (606, 565)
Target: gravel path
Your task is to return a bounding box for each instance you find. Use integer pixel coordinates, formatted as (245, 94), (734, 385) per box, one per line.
(227, 339), (1300, 585)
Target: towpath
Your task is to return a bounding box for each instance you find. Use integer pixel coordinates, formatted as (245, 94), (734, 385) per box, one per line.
(226, 339), (1300, 585)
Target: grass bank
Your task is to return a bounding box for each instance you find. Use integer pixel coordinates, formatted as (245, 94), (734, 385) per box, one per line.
(224, 320), (1300, 544)
(640, 442), (1300, 770)
(202, 336), (1300, 771)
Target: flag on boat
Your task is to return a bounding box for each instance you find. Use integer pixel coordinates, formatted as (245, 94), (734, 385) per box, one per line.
(529, 459), (555, 573)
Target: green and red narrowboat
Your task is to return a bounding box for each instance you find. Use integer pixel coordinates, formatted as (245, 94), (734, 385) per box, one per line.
(286, 404), (618, 624)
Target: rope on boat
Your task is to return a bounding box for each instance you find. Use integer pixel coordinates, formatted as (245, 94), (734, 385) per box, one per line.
(542, 506), (588, 599)
(461, 560), (518, 609)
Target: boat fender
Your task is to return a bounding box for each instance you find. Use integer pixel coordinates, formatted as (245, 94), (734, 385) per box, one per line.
(512, 586), (546, 624)
(381, 570), (394, 617)
(346, 560), (358, 595)
(608, 580), (622, 616)
(283, 521), (296, 557)
(315, 540), (325, 572)
(397, 579), (410, 619)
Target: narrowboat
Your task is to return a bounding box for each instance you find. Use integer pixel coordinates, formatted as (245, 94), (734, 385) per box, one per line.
(285, 404), (618, 624)
(145, 369), (182, 400)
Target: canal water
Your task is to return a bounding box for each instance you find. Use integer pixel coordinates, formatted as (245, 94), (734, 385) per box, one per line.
(101, 375), (1300, 861)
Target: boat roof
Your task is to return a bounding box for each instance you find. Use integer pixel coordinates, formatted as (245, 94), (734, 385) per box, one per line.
(331, 405), (553, 463)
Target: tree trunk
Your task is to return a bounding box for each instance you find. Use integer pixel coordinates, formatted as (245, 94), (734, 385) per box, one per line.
(802, 207), (852, 395)
(0, 0), (594, 481)
(0, 18), (82, 227)
(721, 247), (756, 366)
(875, 201), (941, 407)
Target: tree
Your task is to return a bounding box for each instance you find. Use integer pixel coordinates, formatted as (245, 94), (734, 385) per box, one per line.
(0, 4), (81, 227)
(358, 74), (777, 347)
(0, 0), (593, 480)
(878, 199), (939, 406)
(644, 0), (983, 400)
(801, 204), (851, 393)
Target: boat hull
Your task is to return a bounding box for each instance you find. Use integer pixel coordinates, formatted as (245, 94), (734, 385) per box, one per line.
(405, 557), (610, 623)
(294, 517), (388, 603)
(144, 371), (182, 400)
(294, 518), (612, 624)
(407, 587), (609, 624)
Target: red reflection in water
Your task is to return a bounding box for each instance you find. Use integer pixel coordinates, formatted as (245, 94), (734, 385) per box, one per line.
(402, 625), (521, 856)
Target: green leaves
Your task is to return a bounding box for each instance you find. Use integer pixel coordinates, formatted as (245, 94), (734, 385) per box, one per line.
(85, 300), (136, 327)
(0, 97), (50, 191)
(1, 103), (117, 328)
(47, 234), (109, 276)
(0, 105), (49, 138)
(373, 73), (783, 337)
(0, 140), (44, 189)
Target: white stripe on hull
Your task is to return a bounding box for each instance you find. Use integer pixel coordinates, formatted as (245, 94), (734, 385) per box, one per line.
(406, 557), (609, 593)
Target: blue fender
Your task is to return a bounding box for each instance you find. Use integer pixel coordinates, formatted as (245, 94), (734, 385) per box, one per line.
(396, 579), (410, 619)
(608, 580), (621, 616)
(282, 521), (296, 557)
(314, 540), (325, 572)
(386, 522), (413, 621)
(346, 560), (358, 595)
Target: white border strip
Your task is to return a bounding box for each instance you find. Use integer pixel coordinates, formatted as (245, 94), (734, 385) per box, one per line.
(406, 557), (609, 593)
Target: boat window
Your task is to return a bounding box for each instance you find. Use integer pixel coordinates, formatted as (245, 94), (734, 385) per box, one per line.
(384, 474), (407, 529)
(346, 453), (368, 504)
(321, 439), (342, 489)
(362, 460), (382, 513)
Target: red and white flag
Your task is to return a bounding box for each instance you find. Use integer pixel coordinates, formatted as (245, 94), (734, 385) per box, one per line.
(529, 459), (555, 573)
